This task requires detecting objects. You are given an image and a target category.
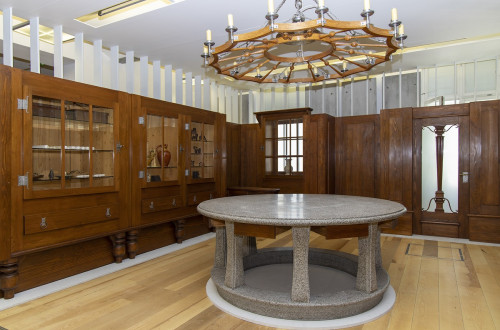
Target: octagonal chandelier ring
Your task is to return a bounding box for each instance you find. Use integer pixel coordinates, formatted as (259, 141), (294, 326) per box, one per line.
(202, 0), (407, 84)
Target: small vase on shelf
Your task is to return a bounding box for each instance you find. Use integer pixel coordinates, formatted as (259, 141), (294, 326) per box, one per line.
(156, 144), (171, 167)
(284, 159), (293, 175)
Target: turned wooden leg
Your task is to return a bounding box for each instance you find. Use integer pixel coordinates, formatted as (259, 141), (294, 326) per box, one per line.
(110, 233), (126, 263)
(0, 258), (18, 299)
(126, 230), (139, 259)
(174, 219), (185, 243)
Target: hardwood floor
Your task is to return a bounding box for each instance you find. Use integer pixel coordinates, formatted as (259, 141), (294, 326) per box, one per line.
(0, 232), (499, 329)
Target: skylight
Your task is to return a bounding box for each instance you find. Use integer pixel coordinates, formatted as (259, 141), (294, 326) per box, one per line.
(75, 0), (185, 28)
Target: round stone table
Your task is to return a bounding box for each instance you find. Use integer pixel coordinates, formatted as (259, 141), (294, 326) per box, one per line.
(198, 194), (406, 320)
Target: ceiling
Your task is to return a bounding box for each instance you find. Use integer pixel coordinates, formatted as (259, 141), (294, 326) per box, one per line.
(1, 0), (500, 84)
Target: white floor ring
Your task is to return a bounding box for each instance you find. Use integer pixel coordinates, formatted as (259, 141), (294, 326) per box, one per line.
(206, 279), (396, 329)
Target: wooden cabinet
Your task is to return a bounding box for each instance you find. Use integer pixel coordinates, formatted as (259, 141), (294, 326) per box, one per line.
(130, 95), (224, 244)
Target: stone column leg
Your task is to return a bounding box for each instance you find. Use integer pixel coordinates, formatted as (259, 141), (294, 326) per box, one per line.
(242, 236), (257, 256)
(375, 226), (382, 268)
(291, 226), (310, 302)
(214, 226), (227, 269)
(224, 221), (244, 289)
(356, 223), (378, 293)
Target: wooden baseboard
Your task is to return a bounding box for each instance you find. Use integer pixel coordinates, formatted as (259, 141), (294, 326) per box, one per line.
(469, 216), (500, 243)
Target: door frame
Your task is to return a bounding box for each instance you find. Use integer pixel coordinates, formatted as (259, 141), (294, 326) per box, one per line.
(412, 104), (470, 238)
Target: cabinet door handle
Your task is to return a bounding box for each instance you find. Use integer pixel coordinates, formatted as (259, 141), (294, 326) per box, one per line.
(172, 198), (176, 207)
(193, 195), (197, 203)
(40, 217), (47, 229)
(105, 208), (111, 217)
(149, 201), (154, 209)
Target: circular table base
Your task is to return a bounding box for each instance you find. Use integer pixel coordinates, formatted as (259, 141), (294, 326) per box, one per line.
(206, 279), (396, 329)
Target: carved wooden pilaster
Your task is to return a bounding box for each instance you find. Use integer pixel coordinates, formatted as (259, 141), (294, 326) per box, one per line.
(174, 219), (185, 243)
(434, 125), (446, 213)
(110, 232), (126, 263)
(126, 230), (139, 259)
(0, 258), (18, 299)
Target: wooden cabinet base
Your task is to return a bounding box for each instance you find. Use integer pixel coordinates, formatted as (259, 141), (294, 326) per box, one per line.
(469, 216), (500, 243)
(0, 218), (210, 299)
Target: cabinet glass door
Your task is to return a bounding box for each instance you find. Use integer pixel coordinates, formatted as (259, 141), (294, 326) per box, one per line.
(146, 114), (178, 183)
(92, 106), (114, 187)
(189, 122), (214, 180)
(32, 96), (62, 191)
(30, 95), (116, 193)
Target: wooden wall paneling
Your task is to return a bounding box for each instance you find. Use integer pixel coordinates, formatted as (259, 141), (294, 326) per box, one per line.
(0, 66), (12, 261)
(380, 108), (413, 235)
(469, 100), (500, 243)
(216, 114), (227, 198)
(304, 114), (334, 194)
(239, 124), (262, 187)
(335, 115), (380, 197)
(225, 123), (241, 190)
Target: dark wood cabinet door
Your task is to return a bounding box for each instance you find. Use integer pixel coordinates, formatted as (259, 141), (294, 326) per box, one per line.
(469, 100), (500, 243)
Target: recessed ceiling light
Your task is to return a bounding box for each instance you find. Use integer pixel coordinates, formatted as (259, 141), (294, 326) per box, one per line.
(75, 0), (185, 28)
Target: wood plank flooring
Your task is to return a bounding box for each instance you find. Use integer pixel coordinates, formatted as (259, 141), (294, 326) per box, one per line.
(0, 232), (499, 330)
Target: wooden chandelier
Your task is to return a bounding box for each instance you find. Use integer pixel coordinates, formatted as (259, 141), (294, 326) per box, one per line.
(202, 0), (406, 84)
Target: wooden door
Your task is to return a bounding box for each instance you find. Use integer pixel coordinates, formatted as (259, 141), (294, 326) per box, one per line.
(413, 105), (470, 238)
(469, 100), (500, 243)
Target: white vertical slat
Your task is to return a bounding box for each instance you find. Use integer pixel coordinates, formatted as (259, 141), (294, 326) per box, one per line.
(194, 76), (202, 108)
(210, 81), (218, 111)
(259, 87), (264, 111)
(110, 46), (119, 90)
(218, 85), (225, 114)
(473, 60), (477, 102)
(308, 83), (312, 108)
(185, 72), (193, 106)
(53, 25), (63, 78)
(175, 68), (183, 104)
(296, 85), (300, 107)
(453, 62), (457, 104)
(249, 92), (255, 123)
(381, 73), (386, 112)
(93, 39), (103, 87)
(232, 89), (239, 123)
(434, 64), (438, 104)
(399, 68), (402, 108)
(284, 86), (288, 109)
(153, 60), (161, 99)
(2, 7), (13, 67)
(270, 87), (276, 110)
(366, 75), (370, 115)
(322, 81), (326, 113)
(496, 56), (500, 100)
(337, 80), (342, 117)
(225, 87), (232, 121)
(74, 33), (84, 81)
(203, 78), (210, 110)
(126, 51), (134, 93)
(164, 65), (173, 102)
(416, 67), (420, 107)
(350, 78), (354, 116)
(140, 56), (148, 96)
(30, 17), (40, 73)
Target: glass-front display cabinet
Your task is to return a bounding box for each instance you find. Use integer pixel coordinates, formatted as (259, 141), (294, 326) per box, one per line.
(25, 93), (118, 198)
(187, 120), (215, 182)
(145, 114), (179, 184)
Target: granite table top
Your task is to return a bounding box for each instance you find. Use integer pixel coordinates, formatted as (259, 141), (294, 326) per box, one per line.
(197, 194), (406, 226)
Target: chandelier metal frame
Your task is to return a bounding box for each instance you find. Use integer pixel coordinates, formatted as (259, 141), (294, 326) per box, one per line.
(202, 0), (406, 84)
